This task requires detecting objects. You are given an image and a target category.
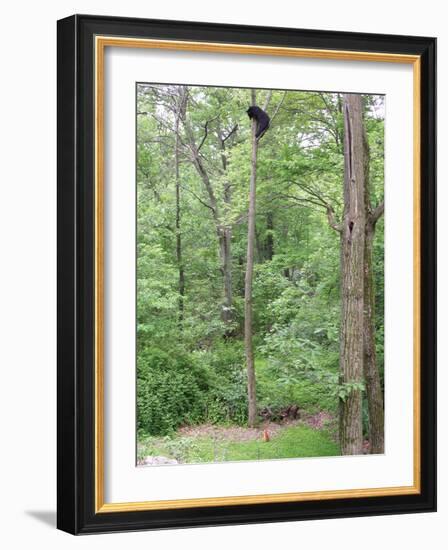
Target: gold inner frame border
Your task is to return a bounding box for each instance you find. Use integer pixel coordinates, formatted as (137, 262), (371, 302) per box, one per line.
(94, 35), (421, 513)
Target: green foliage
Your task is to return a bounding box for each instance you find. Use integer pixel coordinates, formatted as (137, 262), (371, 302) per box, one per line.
(136, 84), (385, 453)
(193, 342), (249, 425)
(137, 348), (209, 435)
(137, 343), (250, 435)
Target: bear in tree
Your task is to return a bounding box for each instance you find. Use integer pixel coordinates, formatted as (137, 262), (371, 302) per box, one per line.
(246, 105), (270, 139)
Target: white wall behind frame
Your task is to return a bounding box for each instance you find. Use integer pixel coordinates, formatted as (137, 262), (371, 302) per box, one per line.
(0, 1), (443, 549)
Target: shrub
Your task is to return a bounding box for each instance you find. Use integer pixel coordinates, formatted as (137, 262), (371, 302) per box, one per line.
(193, 342), (248, 425)
(137, 343), (251, 435)
(137, 348), (208, 435)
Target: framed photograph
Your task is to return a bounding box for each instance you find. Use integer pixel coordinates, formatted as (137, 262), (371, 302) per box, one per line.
(57, 14), (436, 534)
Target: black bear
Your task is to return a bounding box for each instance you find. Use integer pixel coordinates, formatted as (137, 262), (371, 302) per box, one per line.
(247, 105), (270, 139)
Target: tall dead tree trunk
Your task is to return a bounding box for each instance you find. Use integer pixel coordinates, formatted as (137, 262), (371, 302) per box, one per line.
(339, 94), (366, 455)
(282, 93), (383, 455)
(245, 89), (258, 428)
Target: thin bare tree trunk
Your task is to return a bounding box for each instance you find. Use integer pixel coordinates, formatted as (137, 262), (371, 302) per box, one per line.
(339, 94), (366, 455)
(245, 89), (258, 427)
(185, 119), (234, 330)
(219, 228), (233, 326)
(174, 90), (186, 323)
(218, 129), (234, 331)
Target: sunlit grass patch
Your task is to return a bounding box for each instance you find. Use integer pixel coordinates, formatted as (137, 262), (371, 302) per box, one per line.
(138, 423), (340, 465)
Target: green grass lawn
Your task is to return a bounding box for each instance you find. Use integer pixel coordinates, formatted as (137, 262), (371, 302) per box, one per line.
(138, 424), (340, 465)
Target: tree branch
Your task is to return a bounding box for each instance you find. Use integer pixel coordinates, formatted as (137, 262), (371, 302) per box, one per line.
(326, 205), (342, 233)
(184, 119), (220, 223)
(179, 184), (215, 213)
(277, 193), (328, 210)
(269, 92), (287, 127)
(222, 124), (238, 143)
(263, 90), (273, 111)
(371, 201), (384, 224)
(288, 180), (331, 209)
(277, 182), (342, 233)
(197, 119), (214, 152)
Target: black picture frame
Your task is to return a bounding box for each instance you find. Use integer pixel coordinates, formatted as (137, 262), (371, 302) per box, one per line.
(57, 14), (436, 535)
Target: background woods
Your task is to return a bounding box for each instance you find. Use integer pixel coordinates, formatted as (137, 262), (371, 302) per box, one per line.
(136, 84), (385, 463)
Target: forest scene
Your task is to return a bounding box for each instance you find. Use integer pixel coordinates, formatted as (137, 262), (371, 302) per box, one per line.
(136, 83), (385, 466)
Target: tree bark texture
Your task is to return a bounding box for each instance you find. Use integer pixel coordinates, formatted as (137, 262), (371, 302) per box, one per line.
(245, 90), (258, 428)
(339, 94), (366, 455)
